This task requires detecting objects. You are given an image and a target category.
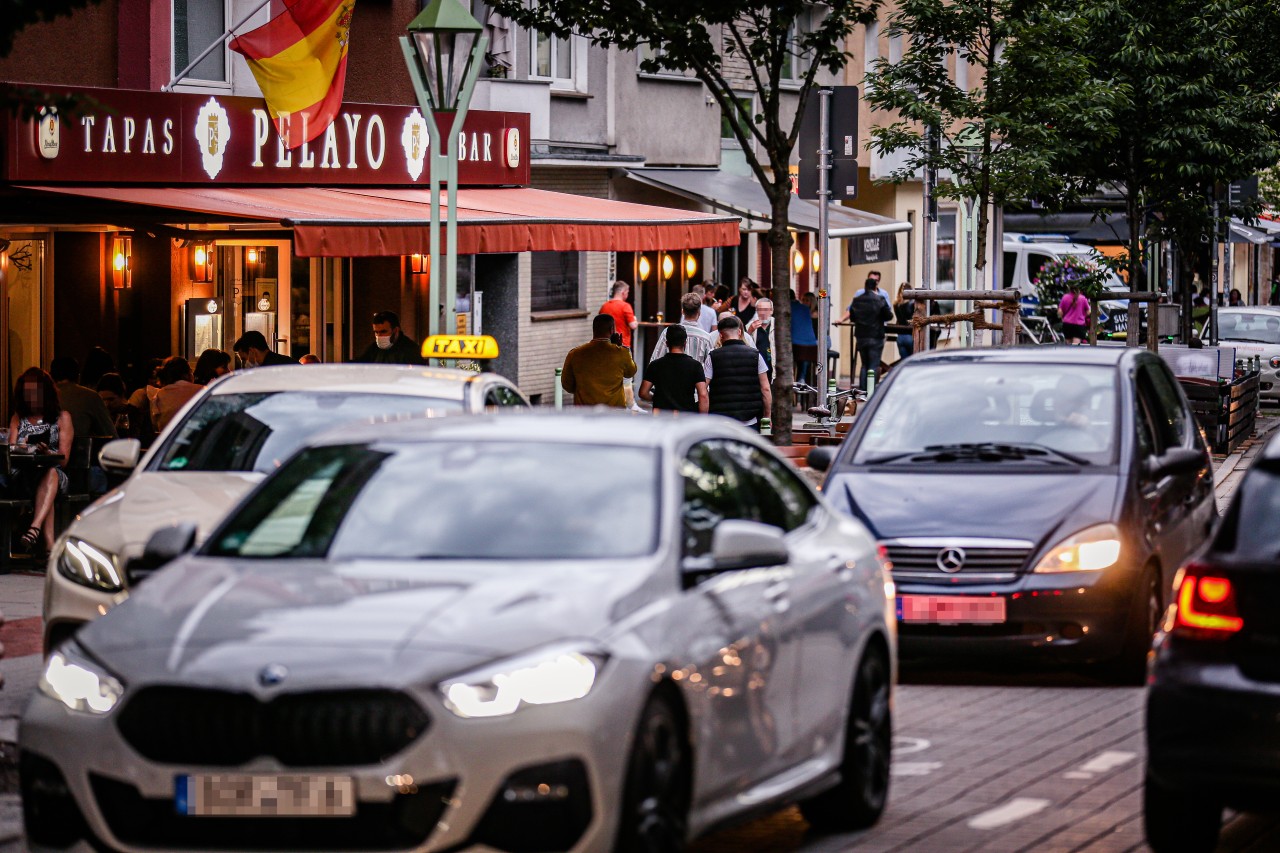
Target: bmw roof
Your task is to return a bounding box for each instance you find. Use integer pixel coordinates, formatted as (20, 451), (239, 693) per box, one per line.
(903, 344), (1140, 368)
(206, 363), (501, 398)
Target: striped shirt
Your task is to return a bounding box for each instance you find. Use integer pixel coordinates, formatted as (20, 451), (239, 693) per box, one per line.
(649, 320), (714, 373)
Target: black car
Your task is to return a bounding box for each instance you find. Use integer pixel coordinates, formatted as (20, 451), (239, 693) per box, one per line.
(1144, 432), (1280, 852)
(810, 346), (1216, 679)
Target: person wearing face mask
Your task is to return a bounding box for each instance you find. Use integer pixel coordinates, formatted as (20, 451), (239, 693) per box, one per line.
(354, 310), (425, 365)
(233, 330), (298, 368)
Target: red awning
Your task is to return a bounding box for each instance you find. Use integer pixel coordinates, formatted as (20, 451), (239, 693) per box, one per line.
(22, 185), (741, 256)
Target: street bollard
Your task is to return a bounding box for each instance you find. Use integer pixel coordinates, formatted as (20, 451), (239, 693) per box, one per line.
(554, 367), (564, 409)
(866, 372), (876, 397)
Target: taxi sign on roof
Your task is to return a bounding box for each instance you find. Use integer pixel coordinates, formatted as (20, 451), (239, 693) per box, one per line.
(422, 335), (500, 359)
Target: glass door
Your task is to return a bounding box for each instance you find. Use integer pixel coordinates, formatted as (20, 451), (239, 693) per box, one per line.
(1, 237), (46, 415)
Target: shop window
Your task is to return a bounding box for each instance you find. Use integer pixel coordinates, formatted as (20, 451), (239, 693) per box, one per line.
(531, 251), (583, 312)
(173, 0), (228, 85)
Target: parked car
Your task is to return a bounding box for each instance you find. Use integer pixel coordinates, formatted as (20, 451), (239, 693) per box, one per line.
(810, 346), (1215, 680)
(42, 364), (527, 653)
(21, 412), (895, 852)
(1144, 430), (1280, 852)
(1198, 305), (1280, 400)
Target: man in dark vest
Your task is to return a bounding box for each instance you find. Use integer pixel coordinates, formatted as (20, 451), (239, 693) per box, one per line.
(707, 315), (772, 430)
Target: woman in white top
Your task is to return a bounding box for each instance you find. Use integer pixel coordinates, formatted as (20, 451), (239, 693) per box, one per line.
(8, 367), (73, 556)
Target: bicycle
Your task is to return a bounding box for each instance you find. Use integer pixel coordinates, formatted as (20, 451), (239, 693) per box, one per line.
(793, 382), (867, 436)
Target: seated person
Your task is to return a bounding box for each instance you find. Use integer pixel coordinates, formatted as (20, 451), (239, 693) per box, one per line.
(1039, 374), (1106, 453)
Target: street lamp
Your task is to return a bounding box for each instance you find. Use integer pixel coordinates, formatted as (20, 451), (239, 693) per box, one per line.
(401, 0), (488, 341)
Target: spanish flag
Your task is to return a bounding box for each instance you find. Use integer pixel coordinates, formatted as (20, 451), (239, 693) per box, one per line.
(231, 0), (356, 149)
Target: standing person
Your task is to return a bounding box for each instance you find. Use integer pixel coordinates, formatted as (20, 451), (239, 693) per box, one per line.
(1058, 283), (1091, 345)
(790, 289), (819, 384)
(649, 293), (715, 373)
(851, 277), (894, 391)
(1228, 288), (1243, 307)
(234, 330), (298, 367)
(560, 314), (638, 408)
(837, 273), (892, 326)
(747, 297), (776, 379)
(639, 325), (709, 414)
(691, 284), (718, 333)
(354, 310), (424, 365)
(49, 356), (116, 440)
(728, 278), (757, 326)
(711, 284), (732, 313)
(868, 270), (892, 304)
(891, 283), (916, 360)
(154, 357), (203, 432)
(707, 316), (772, 430)
(8, 368), (72, 556)
(598, 282), (638, 350)
(193, 348), (233, 385)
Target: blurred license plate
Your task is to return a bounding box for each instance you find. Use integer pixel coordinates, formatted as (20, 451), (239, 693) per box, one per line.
(176, 773), (355, 817)
(898, 595), (1006, 624)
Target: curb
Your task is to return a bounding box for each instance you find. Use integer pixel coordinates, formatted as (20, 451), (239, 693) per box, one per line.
(1213, 416), (1279, 488)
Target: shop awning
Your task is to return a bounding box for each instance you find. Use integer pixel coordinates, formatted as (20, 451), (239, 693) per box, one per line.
(624, 168), (911, 238)
(18, 185), (741, 256)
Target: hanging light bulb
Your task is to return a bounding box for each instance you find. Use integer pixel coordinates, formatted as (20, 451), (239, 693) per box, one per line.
(685, 253), (698, 278)
(638, 255), (652, 281)
(662, 253), (675, 280)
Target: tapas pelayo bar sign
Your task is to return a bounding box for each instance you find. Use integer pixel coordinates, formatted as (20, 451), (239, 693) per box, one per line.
(2, 85), (530, 187)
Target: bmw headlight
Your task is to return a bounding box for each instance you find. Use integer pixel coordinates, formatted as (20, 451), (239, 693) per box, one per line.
(39, 646), (123, 714)
(440, 645), (606, 719)
(57, 538), (123, 592)
(1033, 523), (1123, 573)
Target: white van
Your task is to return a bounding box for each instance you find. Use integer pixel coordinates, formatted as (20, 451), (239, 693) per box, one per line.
(1002, 233), (1126, 295)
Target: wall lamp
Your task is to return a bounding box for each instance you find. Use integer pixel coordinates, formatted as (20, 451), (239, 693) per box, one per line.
(409, 253), (427, 274)
(684, 252), (698, 279)
(112, 235), (132, 289)
(638, 254), (651, 282)
(793, 250), (805, 274)
(189, 241), (214, 282)
(661, 253), (675, 280)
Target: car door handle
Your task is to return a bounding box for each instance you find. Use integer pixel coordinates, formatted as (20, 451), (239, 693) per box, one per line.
(827, 556), (855, 579)
(763, 581), (789, 601)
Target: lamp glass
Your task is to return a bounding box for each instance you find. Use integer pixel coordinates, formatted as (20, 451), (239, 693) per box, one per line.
(811, 249), (821, 272)
(410, 253), (427, 274)
(407, 0), (483, 112)
(206, 299), (219, 314)
(638, 255), (651, 281)
(111, 236), (131, 289)
(685, 253), (697, 278)
(662, 254), (674, 280)
(247, 247), (259, 264)
(793, 251), (805, 273)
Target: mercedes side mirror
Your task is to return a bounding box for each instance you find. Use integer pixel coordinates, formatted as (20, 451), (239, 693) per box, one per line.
(1146, 447), (1208, 480)
(708, 520), (789, 572)
(98, 438), (142, 475)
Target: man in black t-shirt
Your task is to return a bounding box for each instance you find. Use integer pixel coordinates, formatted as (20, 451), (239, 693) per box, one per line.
(639, 325), (709, 413)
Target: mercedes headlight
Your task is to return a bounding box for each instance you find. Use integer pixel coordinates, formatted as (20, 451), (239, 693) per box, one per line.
(39, 646), (123, 714)
(1033, 523), (1122, 573)
(440, 645), (606, 719)
(57, 538), (123, 592)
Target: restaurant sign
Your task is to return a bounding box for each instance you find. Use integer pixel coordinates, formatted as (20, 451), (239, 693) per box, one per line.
(1, 86), (530, 187)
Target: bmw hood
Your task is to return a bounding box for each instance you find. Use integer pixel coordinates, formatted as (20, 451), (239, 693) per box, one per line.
(826, 469), (1122, 545)
(77, 556), (656, 688)
(71, 471), (263, 561)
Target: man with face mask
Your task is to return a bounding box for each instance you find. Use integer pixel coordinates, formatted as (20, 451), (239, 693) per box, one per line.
(354, 310), (425, 365)
(233, 330), (297, 368)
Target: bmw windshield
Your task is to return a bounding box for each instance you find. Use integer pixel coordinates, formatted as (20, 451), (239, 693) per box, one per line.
(854, 363), (1118, 466)
(206, 441), (661, 560)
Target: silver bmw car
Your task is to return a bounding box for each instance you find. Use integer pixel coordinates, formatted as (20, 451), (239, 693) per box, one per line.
(21, 412), (895, 853)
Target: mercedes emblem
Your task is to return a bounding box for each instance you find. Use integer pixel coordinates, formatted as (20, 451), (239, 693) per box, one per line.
(936, 547), (966, 573)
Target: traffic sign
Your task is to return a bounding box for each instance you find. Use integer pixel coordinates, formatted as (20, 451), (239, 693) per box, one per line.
(797, 86), (859, 201)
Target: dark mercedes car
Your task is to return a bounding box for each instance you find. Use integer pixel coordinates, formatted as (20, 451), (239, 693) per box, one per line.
(1145, 431), (1280, 852)
(810, 346), (1216, 680)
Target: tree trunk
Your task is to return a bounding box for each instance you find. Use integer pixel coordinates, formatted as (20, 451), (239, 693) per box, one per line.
(768, 190), (795, 445)
(1125, 190), (1142, 347)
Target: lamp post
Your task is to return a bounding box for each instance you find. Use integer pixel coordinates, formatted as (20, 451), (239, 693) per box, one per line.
(401, 0), (488, 341)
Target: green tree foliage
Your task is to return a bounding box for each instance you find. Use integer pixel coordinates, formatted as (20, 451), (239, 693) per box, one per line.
(486, 0), (879, 440)
(1059, 0), (1279, 338)
(0, 0), (106, 118)
(862, 0), (1114, 273)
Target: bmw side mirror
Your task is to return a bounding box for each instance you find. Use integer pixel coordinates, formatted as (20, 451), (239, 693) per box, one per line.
(1146, 447), (1208, 480)
(708, 520), (789, 572)
(807, 446), (836, 472)
(129, 522), (199, 585)
(98, 438), (142, 474)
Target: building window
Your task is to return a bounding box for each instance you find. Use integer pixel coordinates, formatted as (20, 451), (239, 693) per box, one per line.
(955, 48), (969, 92)
(173, 0), (228, 84)
(531, 251), (583, 312)
(781, 14), (813, 82)
(721, 95), (754, 147)
(530, 30), (586, 92)
(863, 19), (880, 77)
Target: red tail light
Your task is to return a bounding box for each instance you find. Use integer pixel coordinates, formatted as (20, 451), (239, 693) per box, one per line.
(1173, 566), (1243, 639)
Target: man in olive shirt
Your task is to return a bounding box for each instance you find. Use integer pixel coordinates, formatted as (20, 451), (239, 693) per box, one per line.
(561, 314), (638, 407)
